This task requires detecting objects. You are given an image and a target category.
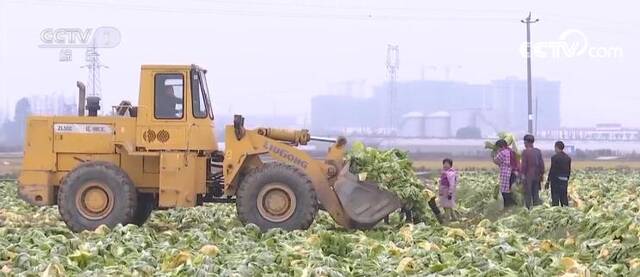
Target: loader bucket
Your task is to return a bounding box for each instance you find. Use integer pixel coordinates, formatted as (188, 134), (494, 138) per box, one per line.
(333, 161), (402, 229)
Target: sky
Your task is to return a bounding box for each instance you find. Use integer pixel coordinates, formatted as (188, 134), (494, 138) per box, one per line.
(0, 0), (638, 127)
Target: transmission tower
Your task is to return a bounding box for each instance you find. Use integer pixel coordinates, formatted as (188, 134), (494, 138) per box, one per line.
(82, 46), (107, 98)
(386, 45), (399, 132)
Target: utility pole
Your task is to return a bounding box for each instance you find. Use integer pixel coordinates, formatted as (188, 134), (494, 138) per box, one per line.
(386, 45), (399, 133)
(535, 97), (539, 136)
(521, 12), (539, 135)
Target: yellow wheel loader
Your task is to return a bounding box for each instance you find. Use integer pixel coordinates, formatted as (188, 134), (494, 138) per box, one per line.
(18, 64), (402, 232)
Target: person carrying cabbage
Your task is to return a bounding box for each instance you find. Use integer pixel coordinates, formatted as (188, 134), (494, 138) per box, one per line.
(493, 139), (517, 208)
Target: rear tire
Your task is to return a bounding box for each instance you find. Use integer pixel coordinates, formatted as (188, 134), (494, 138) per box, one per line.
(58, 161), (137, 232)
(236, 163), (318, 231)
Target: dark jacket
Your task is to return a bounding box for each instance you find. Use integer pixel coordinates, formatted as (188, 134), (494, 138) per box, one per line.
(548, 152), (572, 183)
(521, 147), (545, 181)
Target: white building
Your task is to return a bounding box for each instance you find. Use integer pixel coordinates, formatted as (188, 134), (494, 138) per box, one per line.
(538, 124), (640, 141)
(29, 92), (76, 116)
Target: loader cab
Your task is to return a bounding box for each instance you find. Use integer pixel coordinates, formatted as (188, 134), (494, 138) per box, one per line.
(136, 64), (217, 152)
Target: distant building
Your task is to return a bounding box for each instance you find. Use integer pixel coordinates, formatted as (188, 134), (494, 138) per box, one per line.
(378, 80), (488, 136)
(29, 92), (76, 116)
(488, 77), (560, 132)
(539, 123), (640, 141)
(311, 95), (381, 134)
(424, 111), (451, 138)
(0, 108), (6, 125)
(311, 77), (561, 137)
(398, 112), (425, 137)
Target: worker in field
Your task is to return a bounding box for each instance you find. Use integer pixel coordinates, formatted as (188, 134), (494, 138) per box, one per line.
(493, 139), (516, 208)
(439, 158), (458, 221)
(546, 141), (572, 207)
(383, 186), (444, 224)
(520, 135), (545, 209)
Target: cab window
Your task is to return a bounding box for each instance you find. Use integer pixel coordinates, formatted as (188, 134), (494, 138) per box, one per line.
(191, 72), (207, 118)
(154, 74), (184, 119)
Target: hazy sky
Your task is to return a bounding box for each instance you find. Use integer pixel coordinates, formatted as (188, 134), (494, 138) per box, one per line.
(0, 0), (638, 127)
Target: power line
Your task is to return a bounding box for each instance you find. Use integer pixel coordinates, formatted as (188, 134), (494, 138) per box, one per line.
(19, 0), (519, 22)
(9, 0), (639, 30)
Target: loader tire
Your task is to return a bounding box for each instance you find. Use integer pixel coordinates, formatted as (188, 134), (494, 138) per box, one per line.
(58, 161), (137, 232)
(132, 193), (155, 226)
(236, 163), (318, 231)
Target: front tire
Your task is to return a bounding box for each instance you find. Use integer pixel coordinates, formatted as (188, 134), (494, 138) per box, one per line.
(236, 163), (318, 231)
(58, 161), (137, 232)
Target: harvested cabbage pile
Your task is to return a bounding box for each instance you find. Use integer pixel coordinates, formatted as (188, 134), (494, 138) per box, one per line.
(1, 170), (640, 276)
(347, 141), (433, 222)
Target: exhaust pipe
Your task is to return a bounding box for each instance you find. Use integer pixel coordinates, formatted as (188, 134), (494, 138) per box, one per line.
(86, 96), (101, 117)
(77, 81), (86, 116)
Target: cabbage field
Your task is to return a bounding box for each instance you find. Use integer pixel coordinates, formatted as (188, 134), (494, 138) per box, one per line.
(1, 170), (640, 276)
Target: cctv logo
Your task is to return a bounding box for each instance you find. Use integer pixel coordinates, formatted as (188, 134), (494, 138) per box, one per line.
(39, 27), (121, 49)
